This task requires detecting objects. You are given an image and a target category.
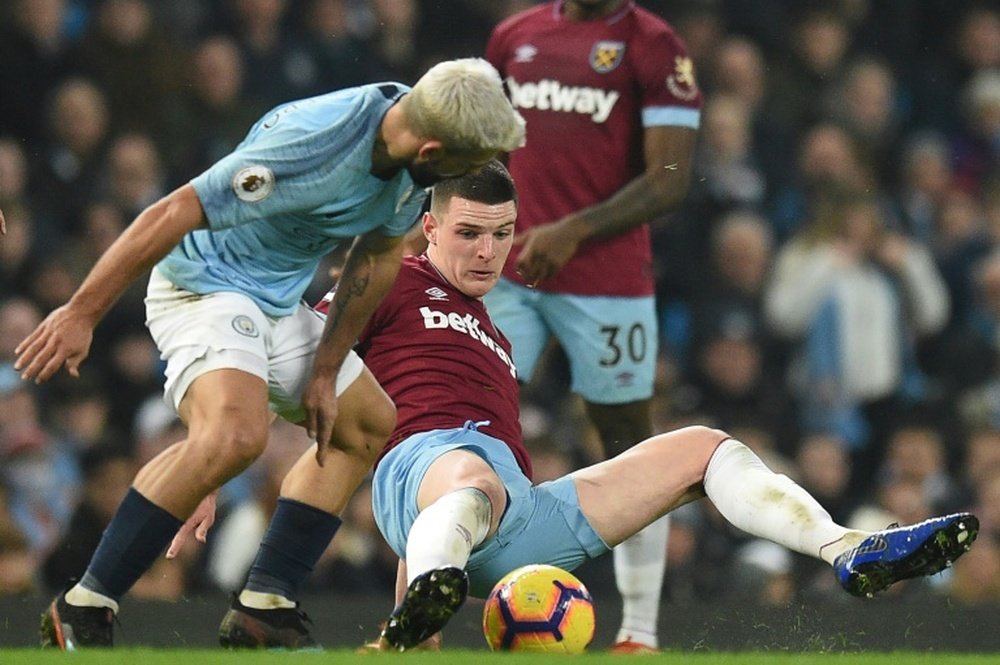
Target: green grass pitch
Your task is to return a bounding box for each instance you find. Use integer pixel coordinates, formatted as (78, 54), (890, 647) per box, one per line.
(1, 651), (998, 664)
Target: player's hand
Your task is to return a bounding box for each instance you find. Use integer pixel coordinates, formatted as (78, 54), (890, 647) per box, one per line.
(1, 206), (6, 235)
(514, 219), (583, 286)
(13, 304), (94, 383)
(166, 491), (218, 559)
(302, 373), (339, 466)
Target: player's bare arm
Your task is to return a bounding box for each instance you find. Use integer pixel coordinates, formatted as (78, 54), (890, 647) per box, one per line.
(304, 229), (406, 463)
(401, 220), (430, 256)
(0, 206), (6, 235)
(516, 125), (697, 284)
(14, 184), (207, 383)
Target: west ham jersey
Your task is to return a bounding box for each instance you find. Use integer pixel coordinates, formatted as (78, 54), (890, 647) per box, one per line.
(487, 1), (701, 296)
(159, 83), (425, 317)
(318, 255), (530, 477)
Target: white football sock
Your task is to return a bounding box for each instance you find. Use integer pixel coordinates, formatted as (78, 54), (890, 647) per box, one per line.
(613, 514), (669, 648)
(405, 487), (492, 585)
(239, 589), (296, 610)
(65, 584), (119, 614)
(704, 439), (866, 563)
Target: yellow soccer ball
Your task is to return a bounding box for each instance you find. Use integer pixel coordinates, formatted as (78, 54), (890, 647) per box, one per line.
(482, 564), (595, 653)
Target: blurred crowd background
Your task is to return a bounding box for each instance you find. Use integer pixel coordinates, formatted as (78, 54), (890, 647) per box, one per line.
(1, 0), (999, 610)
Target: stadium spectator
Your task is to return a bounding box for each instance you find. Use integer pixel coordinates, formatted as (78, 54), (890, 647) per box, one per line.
(41, 445), (135, 593)
(0, 365), (81, 557)
(0, 203), (40, 300)
(30, 77), (111, 241)
(680, 306), (798, 457)
(482, 0), (701, 653)
(763, 5), (855, 144)
(0, 483), (35, 596)
(877, 421), (965, 515)
(0, 138), (32, 215)
(764, 190), (950, 479)
(949, 467), (1000, 604)
(0, 0), (75, 148)
(824, 56), (903, 189)
(0, 299), (43, 366)
(19, 56), (525, 650)
(894, 131), (957, 247)
(164, 35), (265, 182)
(952, 70), (1000, 197)
(71, 0), (184, 138)
(102, 132), (167, 221)
(292, 0), (377, 95)
(704, 35), (791, 200)
(217, 0), (303, 108)
(684, 93), (767, 251)
(767, 122), (875, 243)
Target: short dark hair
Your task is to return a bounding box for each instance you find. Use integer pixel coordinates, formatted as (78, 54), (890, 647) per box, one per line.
(430, 159), (517, 212)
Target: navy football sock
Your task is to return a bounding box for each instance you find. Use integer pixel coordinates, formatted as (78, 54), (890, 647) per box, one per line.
(245, 497), (342, 600)
(80, 488), (184, 601)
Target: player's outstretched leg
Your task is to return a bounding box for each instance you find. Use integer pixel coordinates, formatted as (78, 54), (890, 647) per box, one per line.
(833, 513), (979, 598)
(39, 592), (115, 650)
(380, 566), (469, 651)
(218, 594), (319, 650)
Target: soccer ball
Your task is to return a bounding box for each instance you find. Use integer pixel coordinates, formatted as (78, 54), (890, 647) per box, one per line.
(482, 564), (595, 653)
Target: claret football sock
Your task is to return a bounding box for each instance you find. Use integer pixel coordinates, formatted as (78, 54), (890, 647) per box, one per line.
(245, 497), (342, 601)
(613, 514), (668, 649)
(405, 488), (492, 583)
(703, 439), (861, 559)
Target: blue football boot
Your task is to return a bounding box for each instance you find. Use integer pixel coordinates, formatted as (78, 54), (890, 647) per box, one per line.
(833, 512), (979, 598)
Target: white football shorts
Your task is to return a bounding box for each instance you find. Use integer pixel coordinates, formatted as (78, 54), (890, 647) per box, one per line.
(145, 267), (364, 422)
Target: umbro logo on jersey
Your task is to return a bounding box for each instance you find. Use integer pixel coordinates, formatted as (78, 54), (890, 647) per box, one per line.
(514, 44), (537, 63)
(615, 371), (635, 387)
(425, 287), (449, 302)
(506, 77), (620, 123)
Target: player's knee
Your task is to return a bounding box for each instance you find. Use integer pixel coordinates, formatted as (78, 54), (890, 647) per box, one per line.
(462, 475), (505, 509)
(647, 424), (729, 461)
(444, 458), (505, 511)
(193, 421), (269, 473)
(679, 424), (731, 460)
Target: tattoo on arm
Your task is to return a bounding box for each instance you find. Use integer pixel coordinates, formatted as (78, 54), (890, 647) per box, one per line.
(323, 271), (370, 343)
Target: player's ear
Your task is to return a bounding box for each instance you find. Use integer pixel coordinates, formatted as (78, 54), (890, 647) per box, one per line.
(417, 140), (445, 162)
(422, 211), (438, 245)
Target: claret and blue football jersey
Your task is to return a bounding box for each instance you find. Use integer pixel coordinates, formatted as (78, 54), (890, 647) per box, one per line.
(487, 1), (703, 296)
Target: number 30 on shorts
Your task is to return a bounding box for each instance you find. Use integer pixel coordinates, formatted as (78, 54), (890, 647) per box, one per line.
(598, 323), (647, 367)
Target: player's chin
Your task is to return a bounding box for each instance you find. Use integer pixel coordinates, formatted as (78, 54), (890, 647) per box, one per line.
(463, 275), (497, 298)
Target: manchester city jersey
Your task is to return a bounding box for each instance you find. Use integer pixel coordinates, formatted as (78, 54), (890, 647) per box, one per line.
(157, 84), (426, 316)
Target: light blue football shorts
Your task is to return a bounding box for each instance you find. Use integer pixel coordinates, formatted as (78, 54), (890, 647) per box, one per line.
(372, 422), (609, 598)
(483, 278), (658, 404)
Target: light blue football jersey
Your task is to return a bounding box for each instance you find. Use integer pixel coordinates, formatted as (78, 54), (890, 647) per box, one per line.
(157, 84), (426, 316)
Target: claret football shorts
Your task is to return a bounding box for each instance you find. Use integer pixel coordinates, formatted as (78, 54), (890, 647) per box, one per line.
(145, 267), (364, 421)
